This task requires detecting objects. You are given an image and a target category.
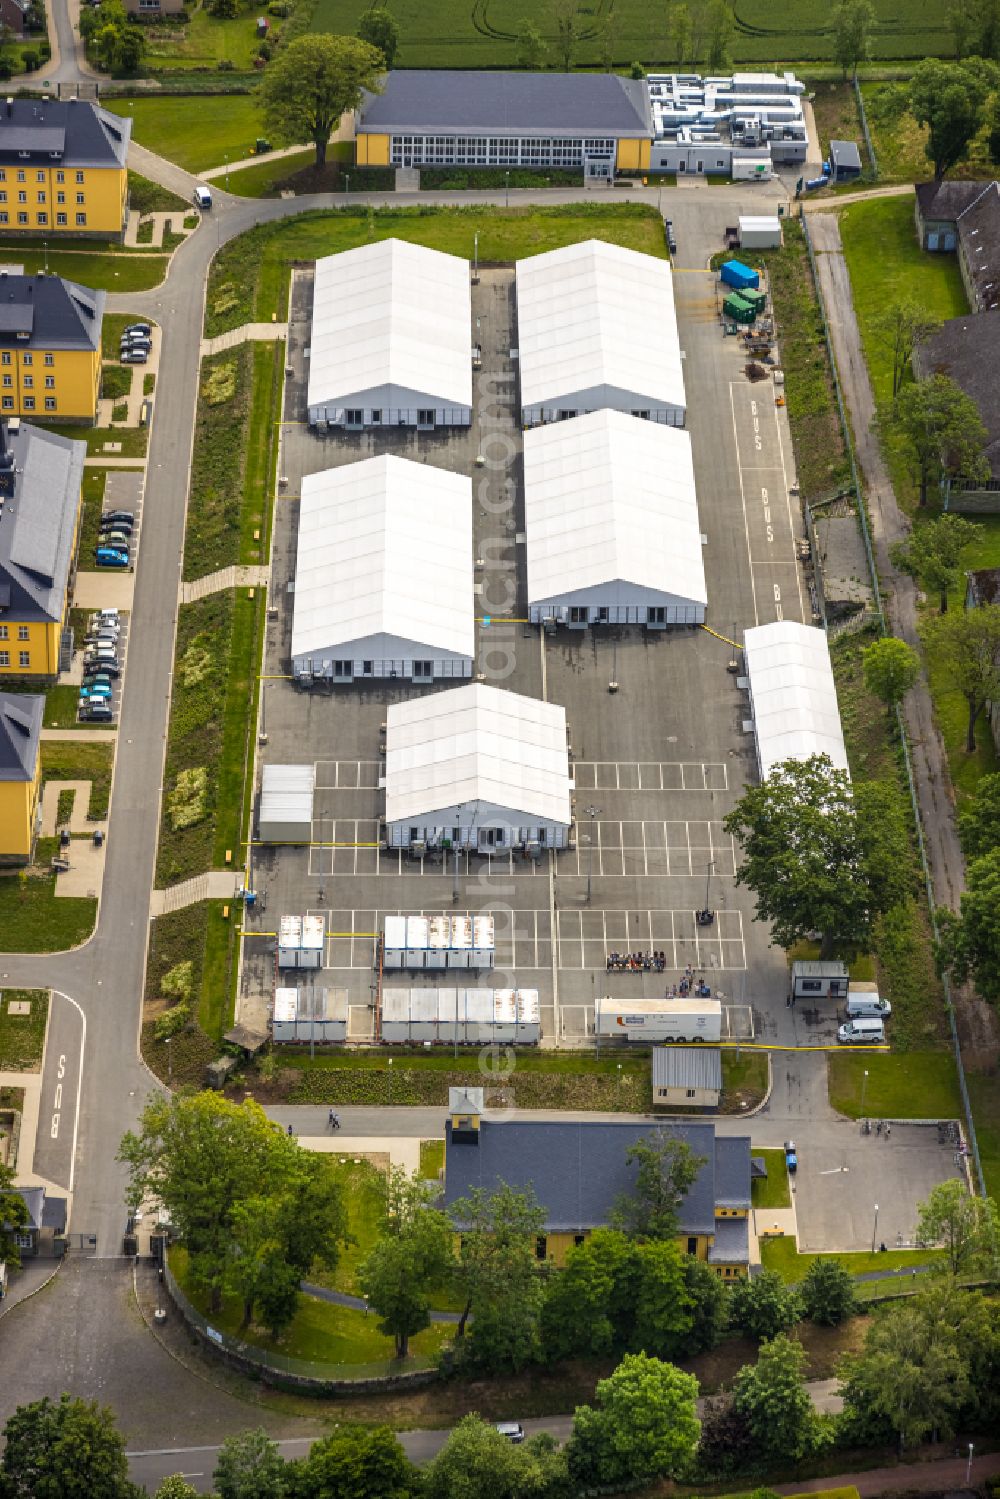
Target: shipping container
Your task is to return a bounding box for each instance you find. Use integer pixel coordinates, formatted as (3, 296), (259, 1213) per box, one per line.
(723, 292), (757, 324)
(595, 997), (722, 1042)
(720, 259), (759, 291)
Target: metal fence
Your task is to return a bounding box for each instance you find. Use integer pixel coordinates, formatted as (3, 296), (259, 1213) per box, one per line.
(800, 213), (986, 1198)
(853, 76), (879, 180)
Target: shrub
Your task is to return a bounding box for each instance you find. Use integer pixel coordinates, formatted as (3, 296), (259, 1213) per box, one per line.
(154, 1003), (190, 1041)
(168, 766), (208, 831)
(180, 635), (214, 689)
(161, 960), (194, 1003)
(200, 360), (237, 406)
(21, 48), (39, 70)
(217, 57), (234, 69)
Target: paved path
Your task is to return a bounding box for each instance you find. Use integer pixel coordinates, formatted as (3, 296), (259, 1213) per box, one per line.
(200, 323), (287, 357)
(39, 779), (101, 836)
(179, 564), (269, 604)
(84, 457), (147, 469)
(149, 870), (240, 917)
(808, 212), (966, 915)
(124, 212), (191, 250)
(803, 183), (915, 212)
(776, 1450), (1000, 1496)
(40, 728), (117, 743)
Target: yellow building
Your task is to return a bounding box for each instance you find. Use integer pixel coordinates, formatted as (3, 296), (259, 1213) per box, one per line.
(0, 417), (86, 682)
(444, 1092), (751, 1279)
(0, 690), (43, 863)
(0, 97), (130, 240)
(0, 272), (104, 424)
(355, 71), (652, 180)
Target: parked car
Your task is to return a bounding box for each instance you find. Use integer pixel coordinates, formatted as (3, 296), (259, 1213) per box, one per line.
(496, 1424), (524, 1444)
(120, 333), (151, 350)
(120, 349), (147, 366)
(665, 218), (677, 252)
(784, 1140), (798, 1174)
(82, 675), (115, 694)
(100, 515), (133, 532)
(80, 703), (114, 722)
(99, 530), (132, 549)
(83, 660), (120, 680)
(101, 513), (134, 528)
(95, 545), (129, 567)
(124, 323), (152, 339)
(89, 608), (121, 625)
(80, 682), (113, 701)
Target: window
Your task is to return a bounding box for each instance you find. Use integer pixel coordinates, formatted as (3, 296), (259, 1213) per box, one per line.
(370, 408), (382, 423)
(344, 408), (362, 426)
(630, 409), (650, 420)
(44, 397), (55, 411)
(1, 398), (11, 410)
(417, 408), (435, 427)
(1, 353), (9, 366)
(36, 170), (45, 183)
(597, 607), (609, 623)
(16, 213), (27, 226)
(56, 213), (66, 226)
(573, 1234), (586, 1247)
(0, 651), (8, 667)
(409, 827), (418, 842)
(686, 1237), (698, 1256)
(36, 190), (45, 203)
(22, 376), (32, 389)
(22, 397), (33, 410)
(0, 192), (5, 203)
(75, 170), (84, 184)
(22, 353), (31, 366)
(535, 1236), (547, 1261)
(43, 353), (53, 366)
(362, 660), (373, 675)
(16, 170), (24, 182)
(17, 626), (28, 641)
(19, 651), (29, 668)
(2, 377), (10, 389)
(36, 213), (46, 226)
(76, 213), (86, 227)
(55, 170), (64, 183)
(17, 191), (25, 203)
(75, 193), (85, 205)
(648, 607), (666, 625)
(14, 1232), (31, 1249)
(0, 625), (7, 638)
(569, 606), (586, 623)
(412, 660), (432, 679)
(557, 409), (576, 420)
(685, 1088), (696, 1099)
(56, 192), (65, 205)
(44, 376), (54, 389)
(801, 979), (822, 993)
(332, 660), (352, 678)
(0, 213), (8, 225)
(0, 170), (5, 180)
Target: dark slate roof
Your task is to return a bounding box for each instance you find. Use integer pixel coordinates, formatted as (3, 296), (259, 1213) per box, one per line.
(751, 1154), (767, 1179)
(915, 308), (1000, 479)
(652, 1046), (722, 1093)
(13, 1185), (43, 1230)
(706, 1215), (749, 1264)
(830, 139), (861, 170)
(914, 179), (992, 225)
(0, 272), (104, 352)
(968, 568), (1000, 606)
(41, 1194), (67, 1233)
(957, 182), (1000, 312)
(0, 691), (42, 781)
(0, 420), (85, 622)
(0, 98), (130, 169)
(360, 71), (653, 138)
(443, 1119), (750, 1235)
(715, 1134), (751, 1209)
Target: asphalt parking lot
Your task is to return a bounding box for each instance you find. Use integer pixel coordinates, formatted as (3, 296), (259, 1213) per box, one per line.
(243, 211), (832, 1053)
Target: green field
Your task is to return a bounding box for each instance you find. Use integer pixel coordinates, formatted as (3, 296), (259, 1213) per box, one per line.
(861, 85), (998, 182)
(0, 876), (96, 952)
(751, 1148), (791, 1209)
(9, 248), (167, 292)
(40, 741), (115, 820)
(0, 990), (49, 1072)
(827, 1052), (962, 1119)
(107, 95), (263, 174)
(760, 1236), (944, 1285)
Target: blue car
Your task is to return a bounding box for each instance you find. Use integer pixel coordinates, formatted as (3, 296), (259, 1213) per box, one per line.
(784, 1140), (798, 1174)
(95, 545), (129, 568)
(80, 684), (113, 702)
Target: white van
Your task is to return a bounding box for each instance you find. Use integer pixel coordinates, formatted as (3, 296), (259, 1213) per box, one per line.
(838, 1017), (885, 1045)
(845, 991), (891, 1019)
(193, 185), (213, 210)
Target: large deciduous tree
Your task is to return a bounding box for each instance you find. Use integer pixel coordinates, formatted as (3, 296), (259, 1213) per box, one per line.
(0, 1395), (140, 1499)
(285, 1425), (417, 1499)
(213, 1430), (287, 1499)
(724, 754), (912, 958)
(909, 60), (989, 177)
(423, 1415), (567, 1499)
(862, 636), (920, 713)
(833, 0), (875, 78)
(611, 1133), (705, 1241)
(916, 1178), (1000, 1275)
(800, 1256), (858, 1325)
(727, 1268), (802, 1343)
(448, 1183), (546, 1371)
(515, 18), (547, 68)
(359, 1171), (453, 1358)
(0, 1159), (29, 1271)
(733, 1335), (823, 1461)
(566, 1354), (700, 1490)
(550, 0), (579, 70)
(923, 603), (1000, 753)
(357, 5), (398, 66)
(260, 34), (384, 169)
(891, 513), (983, 613)
(957, 770), (1000, 858)
(937, 846), (1000, 1000)
(838, 1294), (971, 1448)
(540, 1227), (637, 1361)
(872, 301), (941, 399)
(886, 375), (988, 508)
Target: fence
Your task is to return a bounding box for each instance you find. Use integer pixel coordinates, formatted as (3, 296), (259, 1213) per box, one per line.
(853, 76), (879, 180)
(800, 213), (987, 1199)
(162, 1255), (441, 1391)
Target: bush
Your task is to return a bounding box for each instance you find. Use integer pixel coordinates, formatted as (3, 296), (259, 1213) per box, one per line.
(217, 58), (235, 70)
(168, 766), (208, 831)
(728, 1269), (801, 1342)
(801, 1257), (858, 1326)
(21, 48), (39, 70)
(154, 1004), (190, 1041)
(200, 360), (237, 406)
(180, 635), (214, 689)
(161, 960), (194, 1003)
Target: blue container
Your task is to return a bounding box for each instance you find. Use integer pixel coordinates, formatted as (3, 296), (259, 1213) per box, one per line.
(720, 259), (760, 291)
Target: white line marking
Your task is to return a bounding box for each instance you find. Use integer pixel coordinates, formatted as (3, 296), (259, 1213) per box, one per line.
(730, 382), (759, 627)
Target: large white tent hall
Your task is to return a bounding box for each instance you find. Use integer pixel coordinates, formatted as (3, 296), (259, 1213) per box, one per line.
(515, 239), (686, 427)
(383, 683), (572, 853)
(291, 455), (475, 685)
(523, 408), (707, 626)
(742, 620), (849, 780)
(306, 238), (473, 429)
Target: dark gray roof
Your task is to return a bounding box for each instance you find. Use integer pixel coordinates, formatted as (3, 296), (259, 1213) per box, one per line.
(41, 1194), (67, 1233)
(706, 1215), (749, 1264)
(914, 179), (993, 225)
(957, 182), (1000, 312)
(0, 420), (86, 622)
(967, 567), (1000, 606)
(0, 98), (130, 169)
(361, 70), (653, 139)
(915, 307), (1000, 478)
(652, 1046), (722, 1093)
(715, 1134), (751, 1209)
(13, 1185), (43, 1230)
(0, 691), (42, 780)
(830, 139), (861, 170)
(444, 1119), (750, 1235)
(0, 272), (104, 353)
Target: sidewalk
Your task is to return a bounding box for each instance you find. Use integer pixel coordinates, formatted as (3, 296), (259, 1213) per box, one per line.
(777, 1449), (1000, 1496)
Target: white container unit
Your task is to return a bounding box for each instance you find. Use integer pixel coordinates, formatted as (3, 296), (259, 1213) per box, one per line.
(272, 987), (298, 1041)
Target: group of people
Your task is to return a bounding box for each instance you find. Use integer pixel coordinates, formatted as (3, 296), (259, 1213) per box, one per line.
(606, 951), (668, 973)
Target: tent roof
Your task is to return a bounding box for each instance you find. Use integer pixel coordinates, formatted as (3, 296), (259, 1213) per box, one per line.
(743, 620), (849, 779)
(291, 455), (474, 662)
(515, 239), (684, 412)
(523, 409), (706, 608)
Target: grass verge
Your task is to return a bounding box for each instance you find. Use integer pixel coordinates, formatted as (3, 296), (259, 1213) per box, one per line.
(760, 1236), (944, 1285)
(751, 1147), (790, 1209)
(0, 875), (95, 951)
(419, 1139), (445, 1179)
(0, 989), (49, 1071)
(10, 249), (167, 292)
(128, 170), (189, 215)
(107, 95), (263, 173)
(50, 423), (148, 459)
(101, 365), (132, 402)
(827, 1051), (962, 1117)
(185, 344), (253, 579)
(40, 740), (114, 819)
(145, 900), (237, 1064)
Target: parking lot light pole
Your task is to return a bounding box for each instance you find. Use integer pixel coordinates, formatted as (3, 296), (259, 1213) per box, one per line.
(860, 1068), (869, 1120)
(967, 1444), (974, 1484)
(872, 1201), (879, 1253)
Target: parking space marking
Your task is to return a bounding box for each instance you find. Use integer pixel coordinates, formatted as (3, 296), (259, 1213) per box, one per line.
(314, 760), (382, 790)
(572, 761), (729, 792)
(729, 382), (806, 628)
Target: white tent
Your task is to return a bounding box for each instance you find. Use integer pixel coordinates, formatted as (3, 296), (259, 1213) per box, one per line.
(384, 683), (571, 851)
(307, 238), (472, 428)
(516, 239), (685, 427)
(259, 763), (315, 843)
(523, 409), (706, 626)
(742, 620), (849, 779)
(291, 455), (474, 684)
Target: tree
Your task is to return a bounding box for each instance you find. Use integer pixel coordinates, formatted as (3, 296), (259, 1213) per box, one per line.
(727, 1268), (801, 1342)
(705, 0), (733, 70)
(598, 10), (615, 70)
(872, 301), (941, 399)
(948, 0), (975, 58)
(423, 1416), (567, 1499)
(359, 1203), (453, 1357)
(724, 755), (913, 958)
(540, 1228), (637, 1360)
(448, 1183), (546, 1371)
(916, 1179), (1000, 1276)
(515, 18), (547, 68)
(566, 1353), (700, 1490)
(909, 60), (989, 177)
(833, 0), (875, 77)
(800, 1257), (858, 1325)
(611, 1132), (705, 1240)
(550, 0), (579, 71)
(682, 1255), (729, 1353)
(213, 1430), (287, 1499)
(669, 2), (692, 61)
(0, 1395), (140, 1499)
(285, 1425), (417, 1499)
(938, 846), (1000, 1000)
(0, 1159), (29, 1271)
(629, 1239), (696, 1357)
(153, 1480), (200, 1499)
(890, 513), (983, 613)
(260, 34), (384, 169)
(357, 5), (398, 66)
(957, 771), (1000, 858)
(838, 1295), (970, 1448)
(923, 604), (1000, 752)
(886, 375), (988, 508)
(862, 636), (920, 713)
(696, 1392), (755, 1478)
(733, 1335), (822, 1461)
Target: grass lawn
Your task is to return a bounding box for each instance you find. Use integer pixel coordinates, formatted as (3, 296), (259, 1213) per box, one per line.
(225, 149), (317, 198)
(827, 1051), (962, 1118)
(419, 1139), (445, 1179)
(722, 1049), (769, 1111)
(760, 1235), (944, 1285)
(144, 900), (234, 1071)
(966, 1069), (1000, 1201)
(285, 1057), (653, 1111)
(9, 249), (167, 292)
(0, 875), (95, 951)
(751, 1147), (791, 1209)
(40, 740), (114, 819)
(101, 364), (132, 402)
(128, 171), (189, 216)
(49, 424), (147, 459)
(206, 204), (667, 337)
(107, 95), (263, 174)
(0, 989), (49, 1071)
(185, 344), (253, 579)
(77, 468), (107, 560)
(807, 80), (867, 170)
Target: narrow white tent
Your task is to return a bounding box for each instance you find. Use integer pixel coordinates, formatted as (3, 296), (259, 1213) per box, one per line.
(291, 455), (474, 684)
(515, 239), (685, 427)
(523, 409), (707, 626)
(259, 763), (315, 843)
(742, 620), (849, 779)
(384, 683), (571, 852)
(306, 238), (472, 428)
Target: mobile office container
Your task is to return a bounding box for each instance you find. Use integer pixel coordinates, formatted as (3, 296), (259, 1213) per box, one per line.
(791, 960), (848, 1000)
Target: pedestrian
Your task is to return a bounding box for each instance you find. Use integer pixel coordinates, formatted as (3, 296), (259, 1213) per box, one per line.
(786, 994), (791, 1008)
(876, 1119), (883, 1136)
(885, 1121), (891, 1139)
(328, 1107), (336, 1129)
(287, 1123), (294, 1137)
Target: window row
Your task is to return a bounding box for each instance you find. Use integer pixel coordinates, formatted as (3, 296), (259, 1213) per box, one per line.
(0, 193), (86, 204)
(0, 211), (87, 226)
(0, 353), (55, 366)
(388, 133), (616, 168)
(0, 652), (31, 668)
(1, 376), (58, 387)
(1, 397), (58, 411)
(0, 626), (31, 640)
(0, 169), (86, 183)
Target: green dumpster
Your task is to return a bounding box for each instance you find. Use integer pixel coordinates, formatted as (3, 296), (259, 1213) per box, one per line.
(723, 292), (757, 324)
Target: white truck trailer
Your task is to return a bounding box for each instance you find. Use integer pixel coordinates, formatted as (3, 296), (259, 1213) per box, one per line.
(595, 997), (722, 1043)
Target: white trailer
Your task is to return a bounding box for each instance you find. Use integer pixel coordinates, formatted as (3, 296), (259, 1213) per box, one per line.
(595, 996), (722, 1043)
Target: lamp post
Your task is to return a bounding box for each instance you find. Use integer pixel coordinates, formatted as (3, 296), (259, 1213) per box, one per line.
(165, 1036), (172, 1085)
(860, 1067), (869, 1122)
(388, 1055), (393, 1104)
(966, 1444), (974, 1484)
(616, 1062), (622, 1107)
(224, 153), (229, 191)
(345, 173), (351, 199)
(505, 169), (510, 207)
(585, 805), (601, 904)
(872, 1201), (879, 1254)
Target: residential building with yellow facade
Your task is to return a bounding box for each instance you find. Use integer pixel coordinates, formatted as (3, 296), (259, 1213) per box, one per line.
(0, 417), (86, 683)
(0, 690), (43, 863)
(0, 272), (104, 423)
(443, 1094), (751, 1279)
(0, 97), (130, 239)
(355, 71), (653, 181)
